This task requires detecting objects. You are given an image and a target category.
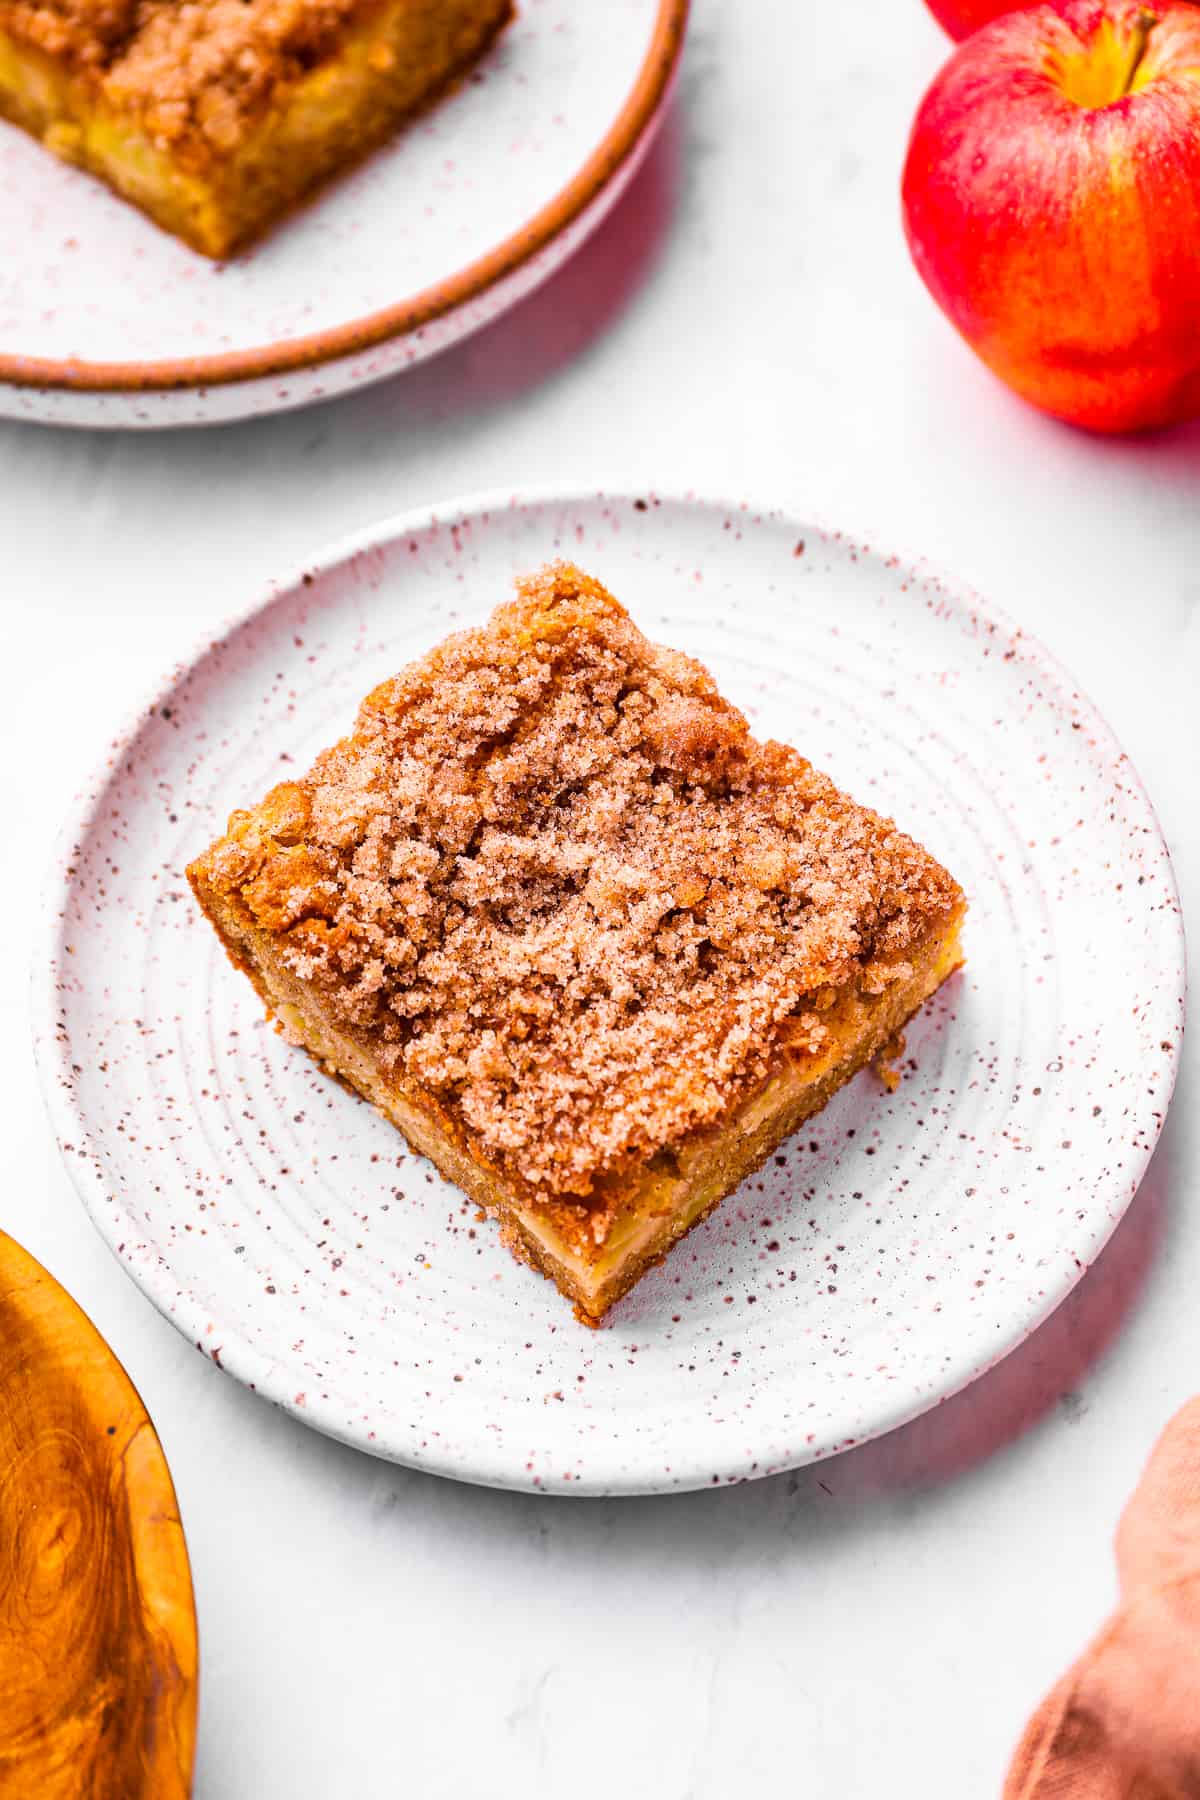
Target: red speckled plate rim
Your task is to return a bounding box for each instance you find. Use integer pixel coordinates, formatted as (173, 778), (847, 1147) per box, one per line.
(0, 0), (689, 394)
(31, 488), (1187, 1495)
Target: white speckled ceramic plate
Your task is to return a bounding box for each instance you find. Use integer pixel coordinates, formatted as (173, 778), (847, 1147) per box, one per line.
(0, 0), (686, 428)
(35, 492), (1185, 1494)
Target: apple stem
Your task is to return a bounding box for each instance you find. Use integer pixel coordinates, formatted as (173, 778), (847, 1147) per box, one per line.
(1122, 9), (1159, 96)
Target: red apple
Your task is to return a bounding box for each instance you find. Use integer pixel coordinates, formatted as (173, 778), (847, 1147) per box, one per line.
(925, 0), (1021, 38)
(903, 0), (1200, 432)
(925, 0), (1194, 40)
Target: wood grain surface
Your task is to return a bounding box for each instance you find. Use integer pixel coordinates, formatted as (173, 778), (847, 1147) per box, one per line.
(0, 1231), (197, 1798)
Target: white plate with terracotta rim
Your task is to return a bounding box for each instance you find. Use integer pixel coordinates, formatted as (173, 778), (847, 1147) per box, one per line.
(0, 0), (687, 430)
(34, 489), (1185, 1495)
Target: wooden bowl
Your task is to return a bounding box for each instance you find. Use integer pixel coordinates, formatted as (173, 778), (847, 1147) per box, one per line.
(0, 1230), (197, 1796)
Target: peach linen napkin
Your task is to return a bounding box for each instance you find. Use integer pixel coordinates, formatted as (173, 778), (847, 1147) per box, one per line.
(1004, 1398), (1200, 1800)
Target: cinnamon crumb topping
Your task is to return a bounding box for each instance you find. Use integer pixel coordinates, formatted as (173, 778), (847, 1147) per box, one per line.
(2, 0), (140, 70)
(1, 0), (501, 161)
(191, 564), (963, 1202)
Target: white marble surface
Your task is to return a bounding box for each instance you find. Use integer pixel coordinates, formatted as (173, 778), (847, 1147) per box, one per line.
(1, 3), (1195, 1794)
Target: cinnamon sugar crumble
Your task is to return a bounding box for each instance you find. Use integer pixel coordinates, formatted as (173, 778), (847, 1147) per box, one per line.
(2, 0), (463, 158)
(194, 564), (962, 1205)
(4, 0), (135, 67)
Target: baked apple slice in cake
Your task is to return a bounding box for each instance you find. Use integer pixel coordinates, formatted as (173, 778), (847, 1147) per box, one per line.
(188, 563), (965, 1322)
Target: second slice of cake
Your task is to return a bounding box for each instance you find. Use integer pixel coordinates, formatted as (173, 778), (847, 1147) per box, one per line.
(188, 563), (966, 1322)
(0, 0), (512, 256)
